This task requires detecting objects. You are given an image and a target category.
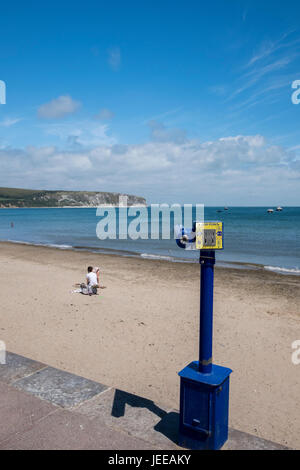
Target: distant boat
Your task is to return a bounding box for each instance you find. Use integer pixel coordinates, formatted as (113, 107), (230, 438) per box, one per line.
(224, 207), (229, 210)
(267, 209), (274, 213)
(276, 207), (283, 212)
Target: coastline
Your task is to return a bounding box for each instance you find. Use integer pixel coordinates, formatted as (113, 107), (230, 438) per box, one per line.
(0, 241), (299, 448)
(1, 239), (299, 276)
(0, 205), (148, 209)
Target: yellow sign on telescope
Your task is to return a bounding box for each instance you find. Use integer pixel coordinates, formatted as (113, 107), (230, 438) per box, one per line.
(195, 222), (224, 250)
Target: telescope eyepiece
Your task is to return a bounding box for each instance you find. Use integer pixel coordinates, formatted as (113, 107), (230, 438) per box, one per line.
(181, 235), (189, 243)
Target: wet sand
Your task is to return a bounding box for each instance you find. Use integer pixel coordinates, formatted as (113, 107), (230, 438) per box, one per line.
(0, 241), (299, 448)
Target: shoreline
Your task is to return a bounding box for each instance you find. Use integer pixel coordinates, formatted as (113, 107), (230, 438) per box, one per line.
(1, 239), (299, 277)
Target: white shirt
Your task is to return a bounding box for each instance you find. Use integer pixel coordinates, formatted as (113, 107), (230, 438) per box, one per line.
(86, 272), (98, 286)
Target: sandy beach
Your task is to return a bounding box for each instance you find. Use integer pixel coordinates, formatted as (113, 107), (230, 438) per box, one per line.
(0, 241), (299, 448)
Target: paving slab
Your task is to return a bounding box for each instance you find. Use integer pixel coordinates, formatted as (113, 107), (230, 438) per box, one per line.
(74, 388), (180, 449)
(224, 428), (289, 450)
(0, 381), (57, 443)
(14, 366), (108, 408)
(0, 352), (46, 385)
(0, 408), (158, 450)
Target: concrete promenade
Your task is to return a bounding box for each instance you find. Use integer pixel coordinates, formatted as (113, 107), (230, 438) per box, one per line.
(0, 352), (289, 450)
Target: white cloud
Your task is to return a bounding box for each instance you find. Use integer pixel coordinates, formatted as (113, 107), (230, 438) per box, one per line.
(42, 120), (116, 147)
(0, 133), (298, 204)
(225, 30), (300, 110)
(38, 95), (81, 119)
(148, 121), (187, 144)
(108, 47), (121, 71)
(94, 108), (115, 120)
(247, 31), (299, 68)
(0, 117), (22, 127)
(209, 85), (227, 96)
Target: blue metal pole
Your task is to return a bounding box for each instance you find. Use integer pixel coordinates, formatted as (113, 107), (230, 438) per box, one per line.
(199, 250), (215, 374)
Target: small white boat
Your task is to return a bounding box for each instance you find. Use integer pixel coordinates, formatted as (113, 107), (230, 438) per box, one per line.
(267, 209), (274, 213)
(276, 207), (283, 212)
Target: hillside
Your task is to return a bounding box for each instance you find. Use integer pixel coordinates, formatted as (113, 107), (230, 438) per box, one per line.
(0, 188), (146, 208)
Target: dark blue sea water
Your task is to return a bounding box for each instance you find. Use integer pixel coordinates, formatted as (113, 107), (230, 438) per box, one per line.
(0, 207), (299, 274)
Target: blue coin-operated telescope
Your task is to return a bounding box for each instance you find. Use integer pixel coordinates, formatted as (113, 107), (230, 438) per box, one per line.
(176, 221), (232, 450)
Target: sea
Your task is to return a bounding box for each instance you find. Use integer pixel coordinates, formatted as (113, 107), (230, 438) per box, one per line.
(0, 206), (299, 275)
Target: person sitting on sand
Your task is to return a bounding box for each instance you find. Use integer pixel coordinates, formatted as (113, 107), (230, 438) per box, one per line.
(81, 266), (99, 295)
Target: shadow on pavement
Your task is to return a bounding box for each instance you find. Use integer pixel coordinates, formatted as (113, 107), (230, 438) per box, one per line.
(111, 389), (179, 445)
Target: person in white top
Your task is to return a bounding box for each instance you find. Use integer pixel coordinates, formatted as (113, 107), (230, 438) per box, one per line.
(85, 266), (99, 295)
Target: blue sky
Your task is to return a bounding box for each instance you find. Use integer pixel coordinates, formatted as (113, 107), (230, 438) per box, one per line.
(1, 0), (300, 205)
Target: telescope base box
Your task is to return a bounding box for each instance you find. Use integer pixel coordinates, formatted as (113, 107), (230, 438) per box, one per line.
(178, 361), (232, 450)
